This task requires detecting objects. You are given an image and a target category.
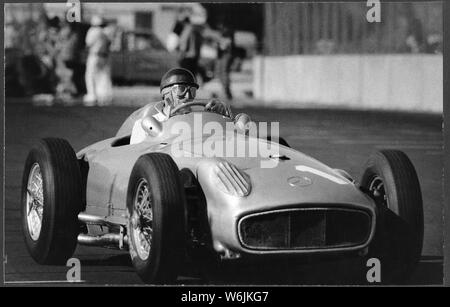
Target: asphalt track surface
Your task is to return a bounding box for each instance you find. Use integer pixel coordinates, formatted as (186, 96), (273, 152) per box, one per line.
(4, 102), (443, 285)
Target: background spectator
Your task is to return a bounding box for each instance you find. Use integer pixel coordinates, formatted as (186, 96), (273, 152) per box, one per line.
(83, 15), (113, 106)
(178, 17), (203, 77)
(60, 22), (86, 97)
(216, 22), (235, 100)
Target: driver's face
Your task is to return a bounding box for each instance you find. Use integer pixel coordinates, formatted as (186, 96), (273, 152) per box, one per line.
(163, 84), (196, 108)
(173, 90), (193, 106)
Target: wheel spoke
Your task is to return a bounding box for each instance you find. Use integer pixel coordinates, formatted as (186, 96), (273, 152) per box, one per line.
(36, 205), (43, 220)
(27, 206), (34, 216)
(143, 226), (153, 236)
(26, 163), (44, 241)
(27, 188), (39, 202)
(141, 188), (149, 202)
(132, 179), (153, 260)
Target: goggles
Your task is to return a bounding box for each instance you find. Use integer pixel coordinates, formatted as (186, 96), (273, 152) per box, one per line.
(168, 84), (197, 98)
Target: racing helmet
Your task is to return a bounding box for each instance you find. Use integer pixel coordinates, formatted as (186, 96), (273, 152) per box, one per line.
(160, 68), (199, 92)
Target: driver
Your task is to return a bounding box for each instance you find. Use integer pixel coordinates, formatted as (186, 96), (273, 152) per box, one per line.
(156, 67), (229, 121)
(130, 68), (229, 144)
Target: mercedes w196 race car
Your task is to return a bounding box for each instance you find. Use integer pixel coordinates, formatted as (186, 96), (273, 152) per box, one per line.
(21, 99), (423, 284)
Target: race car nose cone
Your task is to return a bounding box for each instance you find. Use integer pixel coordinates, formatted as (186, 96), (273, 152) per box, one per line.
(287, 176), (312, 187)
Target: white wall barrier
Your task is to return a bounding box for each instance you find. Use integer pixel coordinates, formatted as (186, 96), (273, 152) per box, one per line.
(253, 55), (443, 113)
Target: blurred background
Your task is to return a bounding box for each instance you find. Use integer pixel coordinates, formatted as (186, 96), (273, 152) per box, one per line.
(4, 2), (442, 112)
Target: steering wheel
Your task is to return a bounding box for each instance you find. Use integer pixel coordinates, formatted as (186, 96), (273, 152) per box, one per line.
(169, 100), (232, 119)
(169, 101), (208, 116)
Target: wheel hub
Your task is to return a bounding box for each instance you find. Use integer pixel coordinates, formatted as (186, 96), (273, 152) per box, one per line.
(131, 179), (153, 260)
(26, 163), (44, 241)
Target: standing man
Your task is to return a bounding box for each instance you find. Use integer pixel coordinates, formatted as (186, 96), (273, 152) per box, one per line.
(216, 23), (235, 101)
(166, 11), (187, 53)
(83, 15), (112, 106)
(178, 17), (203, 78)
(60, 21), (85, 97)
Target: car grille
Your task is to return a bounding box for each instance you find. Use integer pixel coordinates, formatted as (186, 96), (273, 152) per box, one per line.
(238, 208), (372, 250)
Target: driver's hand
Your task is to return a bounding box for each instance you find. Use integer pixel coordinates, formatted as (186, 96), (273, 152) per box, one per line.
(205, 99), (228, 116)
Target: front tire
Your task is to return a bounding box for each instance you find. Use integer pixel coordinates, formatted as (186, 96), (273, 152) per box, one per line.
(21, 138), (82, 265)
(360, 150), (423, 284)
(127, 153), (186, 284)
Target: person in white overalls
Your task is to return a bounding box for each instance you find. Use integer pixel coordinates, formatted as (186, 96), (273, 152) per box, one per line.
(83, 16), (112, 106)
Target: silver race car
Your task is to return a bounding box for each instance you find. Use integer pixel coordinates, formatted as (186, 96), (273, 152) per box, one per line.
(21, 99), (423, 284)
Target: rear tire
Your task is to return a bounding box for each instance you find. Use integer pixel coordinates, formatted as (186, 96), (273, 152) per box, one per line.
(360, 150), (423, 284)
(21, 138), (82, 265)
(127, 153), (186, 284)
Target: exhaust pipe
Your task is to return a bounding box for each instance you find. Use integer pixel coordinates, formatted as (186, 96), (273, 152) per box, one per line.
(78, 212), (120, 228)
(77, 212), (128, 249)
(77, 233), (128, 249)
(77, 233), (127, 245)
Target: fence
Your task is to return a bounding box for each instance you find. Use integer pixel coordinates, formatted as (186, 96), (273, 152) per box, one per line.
(253, 54), (443, 113)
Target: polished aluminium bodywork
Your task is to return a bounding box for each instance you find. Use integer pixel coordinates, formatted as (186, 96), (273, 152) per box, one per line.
(76, 100), (377, 259)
